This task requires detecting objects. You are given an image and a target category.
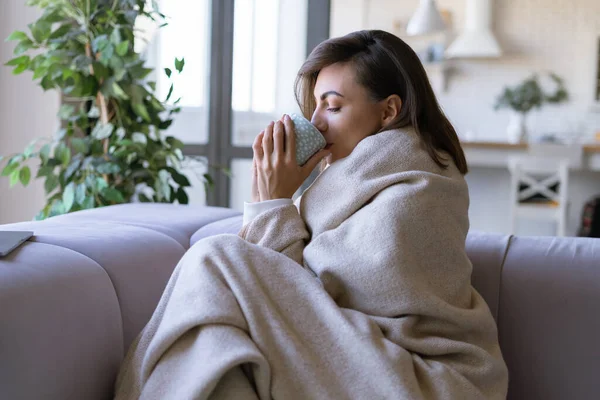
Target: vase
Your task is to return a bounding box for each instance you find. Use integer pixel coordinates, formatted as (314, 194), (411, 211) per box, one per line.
(506, 112), (527, 143)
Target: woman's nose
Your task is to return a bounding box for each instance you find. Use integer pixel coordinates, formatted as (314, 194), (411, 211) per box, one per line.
(311, 111), (327, 132)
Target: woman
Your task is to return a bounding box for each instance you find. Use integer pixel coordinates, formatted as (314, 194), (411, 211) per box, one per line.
(115, 30), (508, 399)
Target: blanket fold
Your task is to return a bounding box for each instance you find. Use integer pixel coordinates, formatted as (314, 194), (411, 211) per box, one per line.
(114, 127), (508, 400)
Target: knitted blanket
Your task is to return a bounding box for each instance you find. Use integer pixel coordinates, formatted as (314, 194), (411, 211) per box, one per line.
(114, 128), (508, 399)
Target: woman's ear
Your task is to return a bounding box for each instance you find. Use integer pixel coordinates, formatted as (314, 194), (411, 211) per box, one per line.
(381, 94), (402, 126)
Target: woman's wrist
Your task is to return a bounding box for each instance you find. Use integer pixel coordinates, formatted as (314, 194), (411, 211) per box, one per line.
(243, 199), (294, 225)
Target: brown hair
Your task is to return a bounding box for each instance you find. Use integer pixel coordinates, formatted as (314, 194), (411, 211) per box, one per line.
(294, 30), (468, 174)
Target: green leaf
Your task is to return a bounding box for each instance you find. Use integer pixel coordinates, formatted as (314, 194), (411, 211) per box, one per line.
(92, 62), (109, 80)
(169, 169), (191, 187)
(96, 177), (109, 192)
(96, 163), (120, 174)
(58, 104), (75, 119)
(36, 165), (53, 178)
(111, 82), (129, 100)
(176, 187), (189, 204)
(39, 143), (51, 163)
(23, 142), (35, 158)
(110, 29), (122, 46)
(164, 67), (172, 78)
(29, 21), (52, 43)
(166, 136), (185, 149)
(19, 166), (31, 185)
(165, 83), (174, 102)
(91, 34), (109, 53)
(75, 183), (87, 205)
(64, 157), (82, 180)
(48, 199), (65, 217)
(203, 173), (215, 188)
(14, 39), (35, 55)
(40, 75), (55, 90)
(6, 31), (29, 42)
(175, 57), (185, 73)
(81, 195), (95, 209)
(32, 66), (49, 80)
(99, 44), (114, 64)
(62, 181), (75, 211)
(55, 143), (71, 166)
(101, 187), (125, 203)
(132, 102), (151, 122)
(116, 40), (129, 56)
(91, 122), (114, 140)
(71, 138), (88, 154)
(48, 24), (71, 40)
(1, 161), (19, 177)
(10, 169), (20, 187)
(12, 63), (28, 75)
(5, 55), (30, 66)
(132, 132), (147, 146)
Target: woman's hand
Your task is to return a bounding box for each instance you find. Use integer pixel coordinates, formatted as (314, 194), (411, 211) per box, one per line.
(250, 114), (330, 202)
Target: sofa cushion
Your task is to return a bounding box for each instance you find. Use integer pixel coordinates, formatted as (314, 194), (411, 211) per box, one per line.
(1, 220), (186, 350)
(191, 215), (243, 246)
(0, 241), (122, 400)
(50, 204), (241, 248)
(499, 236), (600, 400)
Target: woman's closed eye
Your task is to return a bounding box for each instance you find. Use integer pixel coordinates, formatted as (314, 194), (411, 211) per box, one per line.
(327, 107), (341, 113)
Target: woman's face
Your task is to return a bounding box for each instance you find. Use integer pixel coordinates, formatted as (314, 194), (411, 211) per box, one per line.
(311, 62), (385, 164)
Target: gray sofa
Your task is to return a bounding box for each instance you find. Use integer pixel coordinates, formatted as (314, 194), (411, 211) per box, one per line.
(0, 204), (598, 400)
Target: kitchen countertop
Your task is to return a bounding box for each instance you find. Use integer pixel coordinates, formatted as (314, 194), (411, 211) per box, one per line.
(461, 141), (600, 153)
(460, 141), (600, 170)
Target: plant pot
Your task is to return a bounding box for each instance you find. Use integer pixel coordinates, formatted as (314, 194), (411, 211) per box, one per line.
(507, 112), (527, 143)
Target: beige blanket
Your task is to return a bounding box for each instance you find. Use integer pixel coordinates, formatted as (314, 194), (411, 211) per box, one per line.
(114, 127), (508, 399)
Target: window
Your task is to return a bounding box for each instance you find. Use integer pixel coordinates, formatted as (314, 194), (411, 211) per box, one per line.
(146, 0), (329, 209)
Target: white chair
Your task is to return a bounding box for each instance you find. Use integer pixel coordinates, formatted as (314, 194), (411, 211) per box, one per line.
(507, 143), (582, 237)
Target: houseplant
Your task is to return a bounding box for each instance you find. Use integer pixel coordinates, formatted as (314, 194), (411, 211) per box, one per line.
(494, 72), (568, 143)
(0, 0), (203, 220)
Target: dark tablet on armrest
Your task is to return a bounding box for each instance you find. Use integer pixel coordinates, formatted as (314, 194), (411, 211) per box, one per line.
(0, 231), (34, 257)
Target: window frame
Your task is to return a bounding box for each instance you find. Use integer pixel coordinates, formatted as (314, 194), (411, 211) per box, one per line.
(182, 0), (331, 207)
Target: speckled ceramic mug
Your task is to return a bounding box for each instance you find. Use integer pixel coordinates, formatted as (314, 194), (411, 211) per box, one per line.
(289, 113), (327, 166)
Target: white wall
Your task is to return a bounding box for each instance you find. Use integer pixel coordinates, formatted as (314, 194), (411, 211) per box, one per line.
(330, 0), (600, 235)
(0, 1), (60, 224)
(331, 0), (600, 141)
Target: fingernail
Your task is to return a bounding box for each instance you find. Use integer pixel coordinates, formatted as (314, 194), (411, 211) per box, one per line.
(284, 114), (290, 121)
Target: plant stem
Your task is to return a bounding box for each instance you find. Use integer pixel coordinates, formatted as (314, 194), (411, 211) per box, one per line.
(85, 41), (110, 183)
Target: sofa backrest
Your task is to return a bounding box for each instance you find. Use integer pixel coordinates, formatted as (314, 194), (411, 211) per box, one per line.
(466, 232), (600, 400)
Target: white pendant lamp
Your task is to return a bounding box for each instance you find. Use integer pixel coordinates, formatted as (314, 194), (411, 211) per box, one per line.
(445, 0), (502, 58)
(406, 0), (447, 36)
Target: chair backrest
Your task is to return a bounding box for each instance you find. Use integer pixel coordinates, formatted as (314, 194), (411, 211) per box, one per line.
(507, 155), (571, 235)
(508, 156), (569, 205)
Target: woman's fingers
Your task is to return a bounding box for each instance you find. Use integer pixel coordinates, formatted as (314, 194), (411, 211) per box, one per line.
(251, 157), (260, 202)
(273, 121), (285, 161)
(253, 131), (265, 159)
(262, 121), (275, 162)
(282, 114), (296, 163)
